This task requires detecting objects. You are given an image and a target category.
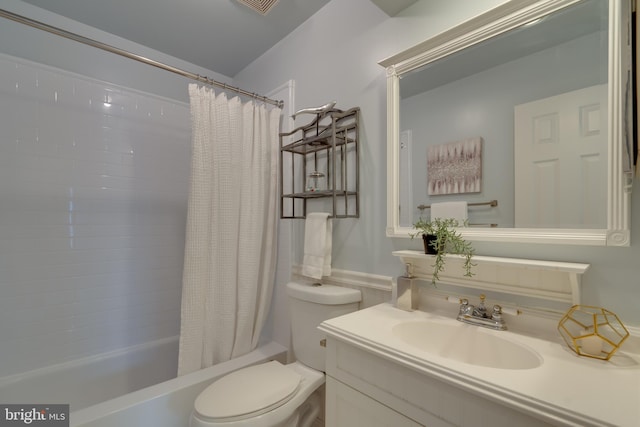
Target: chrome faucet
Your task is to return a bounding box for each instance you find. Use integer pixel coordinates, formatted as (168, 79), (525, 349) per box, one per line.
(457, 294), (507, 330)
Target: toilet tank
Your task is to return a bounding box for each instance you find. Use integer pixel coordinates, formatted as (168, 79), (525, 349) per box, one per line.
(287, 282), (361, 371)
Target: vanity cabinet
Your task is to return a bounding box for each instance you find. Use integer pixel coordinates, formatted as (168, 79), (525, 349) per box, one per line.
(279, 107), (359, 219)
(324, 336), (549, 427)
(325, 376), (421, 427)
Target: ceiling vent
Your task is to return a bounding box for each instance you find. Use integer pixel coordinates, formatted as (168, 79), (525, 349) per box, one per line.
(235, 0), (280, 15)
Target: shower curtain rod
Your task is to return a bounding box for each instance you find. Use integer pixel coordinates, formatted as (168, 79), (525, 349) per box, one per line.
(0, 8), (284, 108)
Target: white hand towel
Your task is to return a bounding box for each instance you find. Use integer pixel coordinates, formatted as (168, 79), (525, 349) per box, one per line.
(301, 213), (332, 279)
(431, 201), (468, 224)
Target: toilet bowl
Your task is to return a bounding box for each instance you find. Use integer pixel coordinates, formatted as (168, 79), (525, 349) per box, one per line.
(189, 282), (361, 427)
(190, 361), (324, 427)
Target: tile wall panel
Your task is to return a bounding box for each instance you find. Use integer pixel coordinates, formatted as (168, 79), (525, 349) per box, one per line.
(0, 54), (191, 377)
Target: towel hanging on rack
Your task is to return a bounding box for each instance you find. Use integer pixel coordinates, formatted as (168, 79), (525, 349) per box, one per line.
(431, 202), (468, 223)
(301, 213), (332, 279)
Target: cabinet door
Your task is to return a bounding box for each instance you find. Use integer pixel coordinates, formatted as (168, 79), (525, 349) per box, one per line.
(326, 376), (423, 427)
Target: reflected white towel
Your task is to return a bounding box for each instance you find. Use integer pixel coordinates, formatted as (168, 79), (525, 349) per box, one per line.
(301, 213), (332, 279)
(431, 201), (468, 224)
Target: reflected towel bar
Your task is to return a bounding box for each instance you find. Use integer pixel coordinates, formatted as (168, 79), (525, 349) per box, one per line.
(416, 200), (498, 228)
(417, 199), (498, 211)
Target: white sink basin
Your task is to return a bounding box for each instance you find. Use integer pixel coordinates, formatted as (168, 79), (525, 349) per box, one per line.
(392, 320), (543, 370)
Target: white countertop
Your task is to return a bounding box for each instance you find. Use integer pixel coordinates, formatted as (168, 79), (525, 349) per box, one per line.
(319, 303), (640, 427)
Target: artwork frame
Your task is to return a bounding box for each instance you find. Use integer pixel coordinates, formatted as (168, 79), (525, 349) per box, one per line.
(427, 137), (482, 195)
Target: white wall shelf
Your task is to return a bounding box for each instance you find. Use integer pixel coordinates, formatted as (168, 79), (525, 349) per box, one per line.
(392, 250), (589, 305)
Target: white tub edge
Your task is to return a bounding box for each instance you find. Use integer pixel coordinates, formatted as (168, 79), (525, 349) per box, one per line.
(0, 336), (180, 388)
(71, 341), (288, 427)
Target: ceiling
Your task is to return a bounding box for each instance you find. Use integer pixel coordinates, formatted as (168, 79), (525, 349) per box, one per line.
(17, 0), (333, 77)
(15, 0), (417, 77)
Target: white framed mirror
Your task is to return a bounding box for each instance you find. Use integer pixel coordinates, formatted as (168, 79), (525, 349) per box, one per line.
(381, 0), (634, 246)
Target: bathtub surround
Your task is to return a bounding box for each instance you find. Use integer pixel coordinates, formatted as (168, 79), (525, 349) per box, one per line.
(0, 53), (191, 378)
(178, 85), (282, 375)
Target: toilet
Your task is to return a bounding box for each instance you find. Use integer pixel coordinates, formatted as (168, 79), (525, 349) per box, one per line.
(190, 281), (361, 427)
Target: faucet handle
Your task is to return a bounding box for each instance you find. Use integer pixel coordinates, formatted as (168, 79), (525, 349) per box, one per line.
(491, 305), (507, 329)
(492, 305), (503, 320)
(458, 299), (473, 316)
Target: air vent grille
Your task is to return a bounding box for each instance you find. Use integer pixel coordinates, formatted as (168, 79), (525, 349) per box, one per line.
(236, 0), (279, 15)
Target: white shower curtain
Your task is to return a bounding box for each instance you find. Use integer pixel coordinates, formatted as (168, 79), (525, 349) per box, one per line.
(178, 84), (281, 376)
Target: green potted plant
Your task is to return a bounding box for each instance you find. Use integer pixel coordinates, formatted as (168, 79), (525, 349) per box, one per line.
(410, 217), (475, 285)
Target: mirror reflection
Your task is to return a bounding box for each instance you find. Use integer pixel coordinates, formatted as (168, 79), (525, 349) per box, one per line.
(398, 0), (612, 229)
(383, 0), (632, 245)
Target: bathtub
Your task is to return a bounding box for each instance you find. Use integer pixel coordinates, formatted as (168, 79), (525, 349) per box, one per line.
(71, 341), (286, 427)
(0, 336), (180, 411)
(0, 338), (287, 427)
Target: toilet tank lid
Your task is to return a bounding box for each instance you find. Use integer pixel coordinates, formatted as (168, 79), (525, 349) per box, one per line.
(287, 282), (361, 305)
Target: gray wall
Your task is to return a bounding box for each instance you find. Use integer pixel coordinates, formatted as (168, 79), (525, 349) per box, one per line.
(236, 0), (640, 326)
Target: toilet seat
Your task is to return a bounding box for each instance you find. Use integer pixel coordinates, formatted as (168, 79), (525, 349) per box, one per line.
(193, 361), (302, 423)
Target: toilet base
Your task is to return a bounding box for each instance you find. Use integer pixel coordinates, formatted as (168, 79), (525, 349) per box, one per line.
(262, 390), (321, 427)
(292, 391), (321, 427)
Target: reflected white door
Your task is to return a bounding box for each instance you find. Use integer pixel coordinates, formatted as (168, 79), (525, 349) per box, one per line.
(514, 84), (607, 228)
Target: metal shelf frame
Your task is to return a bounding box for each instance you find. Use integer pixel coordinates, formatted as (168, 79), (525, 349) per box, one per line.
(280, 107), (360, 219)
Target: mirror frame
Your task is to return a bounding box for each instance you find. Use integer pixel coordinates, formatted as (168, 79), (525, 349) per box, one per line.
(381, 0), (633, 246)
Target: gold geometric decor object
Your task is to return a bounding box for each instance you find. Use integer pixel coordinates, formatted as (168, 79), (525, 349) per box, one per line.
(235, 0), (279, 15)
(558, 305), (629, 360)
